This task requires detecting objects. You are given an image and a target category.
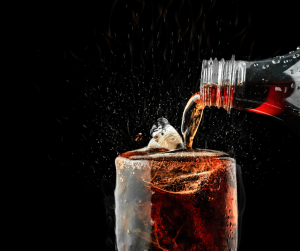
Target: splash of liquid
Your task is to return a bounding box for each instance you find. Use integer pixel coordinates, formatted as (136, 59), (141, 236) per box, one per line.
(181, 91), (204, 148)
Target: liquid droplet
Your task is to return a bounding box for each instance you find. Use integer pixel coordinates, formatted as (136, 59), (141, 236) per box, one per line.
(293, 54), (299, 58)
(262, 64), (269, 69)
(135, 133), (143, 142)
(127, 229), (131, 234)
(297, 46), (300, 50)
(289, 51), (295, 54)
(253, 63), (259, 67)
(120, 178), (123, 182)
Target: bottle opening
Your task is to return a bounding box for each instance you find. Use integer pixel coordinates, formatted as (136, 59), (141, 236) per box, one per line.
(200, 55), (246, 113)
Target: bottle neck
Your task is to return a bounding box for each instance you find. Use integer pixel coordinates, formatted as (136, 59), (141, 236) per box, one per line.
(200, 49), (300, 114)
(200, 55), (243, 113)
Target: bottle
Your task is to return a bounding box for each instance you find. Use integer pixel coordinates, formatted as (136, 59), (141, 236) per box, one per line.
(199, 46), (300, 136)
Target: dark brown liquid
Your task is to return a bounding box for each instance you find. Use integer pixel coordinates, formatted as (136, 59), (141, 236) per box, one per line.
(181, 91), (203, 148)
(115, 149), (237, 251)
(181, 84), (234, 148)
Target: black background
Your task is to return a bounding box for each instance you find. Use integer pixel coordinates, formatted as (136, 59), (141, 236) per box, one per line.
(25, 0), (299, 250)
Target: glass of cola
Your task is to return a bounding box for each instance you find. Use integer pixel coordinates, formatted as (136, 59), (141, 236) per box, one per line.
(115, 148), (237, 251)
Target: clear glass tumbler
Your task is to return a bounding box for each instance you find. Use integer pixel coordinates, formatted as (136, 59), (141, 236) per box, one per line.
(115, 148), (238, 251)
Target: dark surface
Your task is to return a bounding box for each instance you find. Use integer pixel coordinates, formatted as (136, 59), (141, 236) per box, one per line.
(26, 0), (299, 250)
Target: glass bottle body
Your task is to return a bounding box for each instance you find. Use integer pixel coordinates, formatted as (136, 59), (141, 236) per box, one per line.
(199, 48), (300, 135)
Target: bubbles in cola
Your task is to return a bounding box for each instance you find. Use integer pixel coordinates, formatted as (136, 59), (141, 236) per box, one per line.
(115, 118), (238, 251)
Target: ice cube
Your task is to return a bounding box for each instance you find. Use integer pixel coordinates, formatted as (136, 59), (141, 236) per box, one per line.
(147, 138), (163, 150)
(148, 117), (184, 150)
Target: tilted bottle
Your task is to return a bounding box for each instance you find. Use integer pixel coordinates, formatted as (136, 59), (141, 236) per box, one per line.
(199, 46), (300, 136)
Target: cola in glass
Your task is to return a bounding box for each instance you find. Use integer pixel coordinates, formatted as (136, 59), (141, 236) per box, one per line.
(115, 148), (238, 251)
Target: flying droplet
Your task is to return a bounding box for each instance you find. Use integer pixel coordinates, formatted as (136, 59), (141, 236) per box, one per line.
(135, 133), (143, 142)
(289, 51), (295, 54)
(272, 59), (280, 64)
(297, 46), (300, 50)
(293, 54), (299, 58)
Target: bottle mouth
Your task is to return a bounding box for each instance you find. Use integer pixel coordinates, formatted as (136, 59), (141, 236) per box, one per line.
(200, 55), (246, 113)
